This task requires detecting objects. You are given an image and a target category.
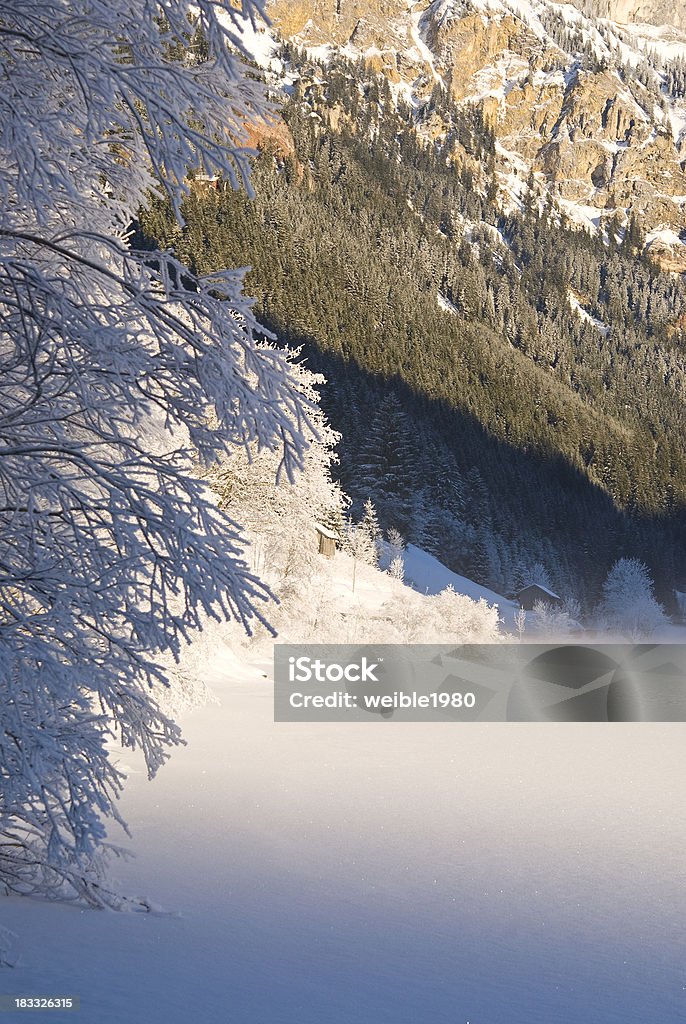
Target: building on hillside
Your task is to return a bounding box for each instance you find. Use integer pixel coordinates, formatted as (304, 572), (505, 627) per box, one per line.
(189, 174), (223, 194)
(514, 583), (562, 611)
(315, 523), (338, 558)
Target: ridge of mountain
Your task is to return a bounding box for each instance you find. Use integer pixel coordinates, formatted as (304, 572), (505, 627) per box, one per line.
(265, 0), (686, 269)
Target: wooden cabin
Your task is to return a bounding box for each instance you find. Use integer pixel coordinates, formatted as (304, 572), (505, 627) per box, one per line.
(514, 583), (562, 611)
(315, 523), (338, 558)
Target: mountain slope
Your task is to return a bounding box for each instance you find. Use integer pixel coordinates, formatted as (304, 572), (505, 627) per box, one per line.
(140, 41), (686, 604)
(266, 0), (686, 268)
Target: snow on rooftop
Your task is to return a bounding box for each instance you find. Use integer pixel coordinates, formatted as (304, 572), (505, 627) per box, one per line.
(515, 582), (561, 600)
(314, 522), (339, 540)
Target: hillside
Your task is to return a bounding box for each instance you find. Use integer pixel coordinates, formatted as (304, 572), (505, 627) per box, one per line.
(264, 0), (686, 268)
(141, 36), (686, 610)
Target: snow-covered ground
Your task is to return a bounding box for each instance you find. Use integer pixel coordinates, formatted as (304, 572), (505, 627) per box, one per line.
(1, 544), (684, 1022)
(403, 543), (521, 628)
(436, 291), (460, 315)
(2, 636), (685, 1023)
(409, 0), (447, 87)
(568, 290), (611, 335)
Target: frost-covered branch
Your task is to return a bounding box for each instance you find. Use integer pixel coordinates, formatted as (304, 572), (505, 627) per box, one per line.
(0, 0), (311, 903)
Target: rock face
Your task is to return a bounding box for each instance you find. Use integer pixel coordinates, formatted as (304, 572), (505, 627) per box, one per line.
(267, 0), (686, 265)
(577, 2), (686, 30)
(270, 0), (412, 53)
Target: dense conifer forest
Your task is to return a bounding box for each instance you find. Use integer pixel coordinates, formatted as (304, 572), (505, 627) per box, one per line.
(139, 47), (686, 610)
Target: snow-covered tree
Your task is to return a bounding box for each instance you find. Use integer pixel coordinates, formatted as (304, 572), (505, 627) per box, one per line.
(532, 600), (578, 637)
(209, 359), (347, 587)
(384, 527), (406, 582)
(386, 528), (405, 559)
(392, 585), (500, 644)
(0, 1), (312, 905)
(359, 500), (381, 567)
(521, 561), (553, 591)
(514, 607), (527, 642)
(597, 559), (669, 639)
(388, 556), (405, 583)
(343, 520), (378, 593)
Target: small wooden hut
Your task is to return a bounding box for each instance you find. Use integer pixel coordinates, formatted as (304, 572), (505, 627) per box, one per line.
(315, 523), (338, 558)
(514, 583), (562, 611)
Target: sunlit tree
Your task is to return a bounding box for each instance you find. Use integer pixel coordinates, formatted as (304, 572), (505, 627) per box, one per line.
(0, 0), (312, 905)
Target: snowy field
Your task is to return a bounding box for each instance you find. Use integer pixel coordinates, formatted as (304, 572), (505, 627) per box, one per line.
(2, 633), (685, 1023)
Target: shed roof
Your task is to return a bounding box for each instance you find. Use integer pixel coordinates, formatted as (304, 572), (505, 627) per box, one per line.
(314, 522), (338, 540)
(516, 583), (561, 601)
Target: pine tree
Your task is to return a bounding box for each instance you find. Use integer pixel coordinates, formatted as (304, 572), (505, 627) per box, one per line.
(356, 394), (417, 532)
(359, 499), (381, 567)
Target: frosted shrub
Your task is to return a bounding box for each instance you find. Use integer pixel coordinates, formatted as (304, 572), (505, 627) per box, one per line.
(597, 558), (669, 639)
(532, 600), (578, 636)
(428, 587), (501, 643)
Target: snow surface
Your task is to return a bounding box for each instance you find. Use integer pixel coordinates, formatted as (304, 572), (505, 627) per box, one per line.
(3, 636), (685, 1022)
(4, 4), (686, 1016)
(665, 101), (686, 147)
(646, 225), (685, 246)
(618, 20), (686, 62)
(557, 196), (604, 231)
(403, 544), (520, 627)
(436, 291), (460, 314)
(215, 7), (279, 70)
(2, 542), (686, 1021)
(408, 1), (447, 87)
(568, 290), (610, 334)
(403, 543), (499, 602)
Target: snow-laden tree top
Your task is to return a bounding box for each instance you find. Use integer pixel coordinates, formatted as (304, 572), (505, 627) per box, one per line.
(0, 1), (313, 906)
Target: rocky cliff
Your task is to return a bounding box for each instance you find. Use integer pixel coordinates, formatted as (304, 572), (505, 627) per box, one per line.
(577, 2), (686, 30)
(266, 0), (686, 268)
